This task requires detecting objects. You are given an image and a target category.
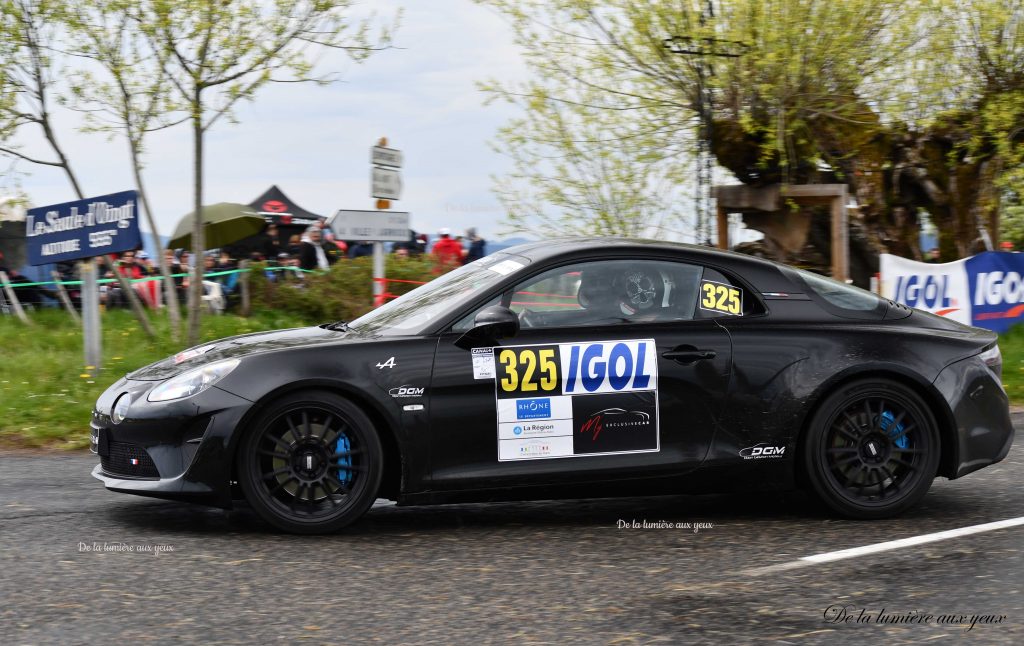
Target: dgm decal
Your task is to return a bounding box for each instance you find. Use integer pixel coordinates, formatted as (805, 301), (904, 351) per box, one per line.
(493, 340), (659, 461)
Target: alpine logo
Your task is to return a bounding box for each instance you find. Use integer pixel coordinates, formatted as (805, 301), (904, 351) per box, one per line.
(739, 444), (786, 460)
(388, 385), (425, 399)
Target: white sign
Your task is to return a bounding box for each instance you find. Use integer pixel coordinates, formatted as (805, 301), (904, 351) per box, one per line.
(371, 146), (403, 168)
(879, 253), (971, 324)
(371, 167), (402, 200)
(327, 210), (410, 242)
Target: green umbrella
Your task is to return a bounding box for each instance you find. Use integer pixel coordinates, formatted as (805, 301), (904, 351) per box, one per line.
(167, 202), (267, 251)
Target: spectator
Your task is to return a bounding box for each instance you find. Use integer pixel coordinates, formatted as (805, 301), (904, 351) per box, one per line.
(463, 227), (486, 264)
(298, 226), (329, 271)
(215, 249), (236, 272)
(348, 241), (374, 259)
(287, 234), (302, 256)
(431, 227), (463, 273)
(925, 248), (941, 263)
(321, 231), (344, 265)
(260, 224), (283, 260)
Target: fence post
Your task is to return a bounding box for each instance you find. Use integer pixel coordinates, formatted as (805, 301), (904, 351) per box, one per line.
(239, 262), (251, 317)
(51, 270), (81, 325)
(0, 271), (31, 325)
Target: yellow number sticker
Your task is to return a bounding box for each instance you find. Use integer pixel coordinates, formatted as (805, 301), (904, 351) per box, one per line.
(496, 347), (562, 396)
(699, 280), (743, 316)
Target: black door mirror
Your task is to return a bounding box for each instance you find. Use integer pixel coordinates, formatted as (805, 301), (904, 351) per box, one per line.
(454, 305), (520, 349)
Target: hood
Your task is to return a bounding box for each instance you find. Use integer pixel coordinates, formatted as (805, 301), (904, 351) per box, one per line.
(127, 325), (351, 381)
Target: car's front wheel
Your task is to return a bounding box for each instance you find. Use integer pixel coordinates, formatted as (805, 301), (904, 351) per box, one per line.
(802, 378), (940, 519)
(238, 391), (383, 533)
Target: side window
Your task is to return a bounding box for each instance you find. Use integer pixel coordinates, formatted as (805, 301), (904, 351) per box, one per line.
(508, 259), (704, 329)
(695, 267), (762, 318)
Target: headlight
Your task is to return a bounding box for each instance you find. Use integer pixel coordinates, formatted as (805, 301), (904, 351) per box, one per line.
(111, 393), (131, 424)
(148, 359), (240, 402)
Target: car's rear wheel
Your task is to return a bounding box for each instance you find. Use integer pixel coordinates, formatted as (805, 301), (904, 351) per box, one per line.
(802, 378), (940, 519)
(238, 391), (382, 534)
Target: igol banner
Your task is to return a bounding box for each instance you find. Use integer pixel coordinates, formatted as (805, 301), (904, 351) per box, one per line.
(880, 252), (1024, 333)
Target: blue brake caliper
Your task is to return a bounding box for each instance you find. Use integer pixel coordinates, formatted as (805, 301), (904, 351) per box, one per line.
(334, 433), (353, 485)
(879, 410), (908, 449)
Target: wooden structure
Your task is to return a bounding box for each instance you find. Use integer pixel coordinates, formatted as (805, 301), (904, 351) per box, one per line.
(712, 183), (849, 281)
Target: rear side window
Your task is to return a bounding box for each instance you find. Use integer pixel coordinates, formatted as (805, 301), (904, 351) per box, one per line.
(792, 268), (886, 318)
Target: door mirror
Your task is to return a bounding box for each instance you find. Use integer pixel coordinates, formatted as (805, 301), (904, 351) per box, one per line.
(454, 305), (520, 349)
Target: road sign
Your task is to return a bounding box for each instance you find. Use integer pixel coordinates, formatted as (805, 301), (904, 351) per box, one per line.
(328, 210), (410, 242)
(371, 167), (403, 200)
(371, 145), (403, 168)
(24, 190), (140, 265)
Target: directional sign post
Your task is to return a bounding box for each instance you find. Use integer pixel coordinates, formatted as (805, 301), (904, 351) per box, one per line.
(371, 167), (403, 201)
(369, 138), (405, 306)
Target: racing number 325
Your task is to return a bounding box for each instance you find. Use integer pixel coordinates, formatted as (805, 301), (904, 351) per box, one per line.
(700, 280), (742, 315)
(498, 348), (559, 395)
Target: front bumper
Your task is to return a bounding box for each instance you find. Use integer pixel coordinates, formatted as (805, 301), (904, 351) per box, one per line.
(90, 377), (254, 508)
(933, 353), (1014, 479)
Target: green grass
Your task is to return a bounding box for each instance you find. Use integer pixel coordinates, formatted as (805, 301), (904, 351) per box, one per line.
(0, 308), (311, 449)
(997, 325), (1024, 405)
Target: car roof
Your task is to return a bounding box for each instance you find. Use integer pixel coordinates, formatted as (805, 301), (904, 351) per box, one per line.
(498, 237), (800, 294)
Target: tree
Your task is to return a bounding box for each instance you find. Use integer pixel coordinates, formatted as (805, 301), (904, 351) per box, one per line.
(134, 0), (396, 345)
(486, 83), (693, 238)
(478, 0), (1024, 266)
(0, 0), (84, 197)
(0, 0), (155, 337)
(65, 0), (186, 338)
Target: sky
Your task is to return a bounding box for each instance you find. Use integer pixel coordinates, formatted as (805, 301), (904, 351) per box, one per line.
(6, 0), (530, 243)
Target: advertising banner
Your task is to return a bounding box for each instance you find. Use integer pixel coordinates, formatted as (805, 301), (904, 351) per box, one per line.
(25, 190), (140, 265)
(880, 251), (1024, 332)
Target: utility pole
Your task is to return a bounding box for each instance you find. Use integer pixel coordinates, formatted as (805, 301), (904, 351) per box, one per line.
(664, 1), (747, 245)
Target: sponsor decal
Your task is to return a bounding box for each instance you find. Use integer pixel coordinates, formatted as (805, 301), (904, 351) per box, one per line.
(516, 397), (552, 420)
(739, 443), (786, 460)
(699, 279), (743, 315)
(376, 356), (396, 369)
(579, 408), (651, 441)
(472, 346), (495, 380)
(388, 385), (424, 398)
(494, 340), (659, 461)
(518, 440), (551, 457)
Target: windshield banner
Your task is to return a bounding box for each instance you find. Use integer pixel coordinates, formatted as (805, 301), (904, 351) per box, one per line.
(880, 251), (1024, 332)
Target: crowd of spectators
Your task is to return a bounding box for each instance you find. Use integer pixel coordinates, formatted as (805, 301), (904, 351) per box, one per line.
(2, 220), (488, 313)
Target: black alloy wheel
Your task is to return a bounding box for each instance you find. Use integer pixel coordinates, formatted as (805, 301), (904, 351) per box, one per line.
(803, 378), (940, 519)
(238, 391), (383, 533)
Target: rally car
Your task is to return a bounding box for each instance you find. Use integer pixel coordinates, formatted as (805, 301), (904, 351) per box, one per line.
(90, 239), (1013, 533)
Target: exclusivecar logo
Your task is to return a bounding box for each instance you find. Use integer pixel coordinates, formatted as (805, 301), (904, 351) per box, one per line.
(388, 385), (425, 398)
(739, 444), (786, 460)
(580, 408), (651, 441)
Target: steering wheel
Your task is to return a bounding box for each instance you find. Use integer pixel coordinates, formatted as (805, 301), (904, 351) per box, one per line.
(517, 308), (545, 329)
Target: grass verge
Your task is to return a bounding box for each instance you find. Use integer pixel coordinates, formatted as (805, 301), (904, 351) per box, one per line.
(0, 308), (310, 449)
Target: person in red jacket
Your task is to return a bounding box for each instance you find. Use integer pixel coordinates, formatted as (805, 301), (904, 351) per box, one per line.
(431, 227), (463, 273)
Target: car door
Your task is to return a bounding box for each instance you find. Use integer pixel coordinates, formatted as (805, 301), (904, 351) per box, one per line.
(426, 257), (739, 491)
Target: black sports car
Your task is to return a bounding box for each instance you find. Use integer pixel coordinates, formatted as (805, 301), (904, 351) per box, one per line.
(91, 239), (1013, 533)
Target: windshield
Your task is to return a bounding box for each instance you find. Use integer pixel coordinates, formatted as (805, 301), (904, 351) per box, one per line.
(347, 254), (530, 335)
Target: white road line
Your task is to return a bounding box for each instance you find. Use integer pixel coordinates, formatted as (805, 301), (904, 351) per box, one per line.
(744, 516), (1024, 576)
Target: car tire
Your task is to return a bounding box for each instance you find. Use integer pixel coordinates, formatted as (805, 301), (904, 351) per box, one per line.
(802, 378), (940, 519)
(238, 390), (383, 534)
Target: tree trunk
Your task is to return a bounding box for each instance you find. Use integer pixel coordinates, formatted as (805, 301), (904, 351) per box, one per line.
(186, 95), (205, 346)
(130, 144), (181, 341)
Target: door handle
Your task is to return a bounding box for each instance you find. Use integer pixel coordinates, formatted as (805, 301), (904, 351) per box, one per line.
(662, 347), (717, 364)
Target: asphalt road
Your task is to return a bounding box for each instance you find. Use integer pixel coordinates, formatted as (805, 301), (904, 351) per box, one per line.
(1, 417), (1022, 645)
